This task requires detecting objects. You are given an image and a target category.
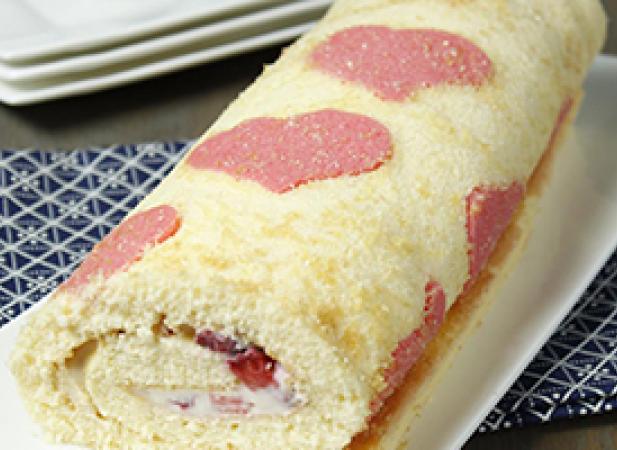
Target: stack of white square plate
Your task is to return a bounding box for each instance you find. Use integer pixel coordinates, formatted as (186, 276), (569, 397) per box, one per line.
(0, 0), (331, 105)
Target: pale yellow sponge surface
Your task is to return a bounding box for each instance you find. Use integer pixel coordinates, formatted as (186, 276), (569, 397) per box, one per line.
(10, 1), (605, 449)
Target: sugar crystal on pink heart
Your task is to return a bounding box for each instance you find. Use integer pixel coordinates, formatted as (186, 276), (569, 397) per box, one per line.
(311, 26), (492, 101)
(186, 109), (393, 193)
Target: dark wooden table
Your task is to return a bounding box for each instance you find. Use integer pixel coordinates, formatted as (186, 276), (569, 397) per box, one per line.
(1, 1), (615, 449)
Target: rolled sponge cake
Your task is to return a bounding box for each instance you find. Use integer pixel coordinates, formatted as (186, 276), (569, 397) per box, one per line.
(10, 1), (606, 449)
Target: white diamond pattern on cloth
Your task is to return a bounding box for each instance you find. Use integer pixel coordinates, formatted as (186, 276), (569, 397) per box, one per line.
(1, 142), (617, 433)
(479, 258), (617, 432)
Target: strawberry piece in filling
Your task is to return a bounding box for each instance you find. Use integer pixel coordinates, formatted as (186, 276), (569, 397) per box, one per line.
(170, 398), (195, 410)
(62, 204), (181, 291)
(227, 347), (278, 390)
(138, 330), (302, 417)
(195, 330), (277, 390)
(195, 330), (243, 354)
(186, 109), (393, 193)
(311, 26), (492, 101)
(371, 281), (446, 414)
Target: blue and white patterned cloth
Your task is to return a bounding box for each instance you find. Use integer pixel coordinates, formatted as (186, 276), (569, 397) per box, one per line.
(1, 143), (617, 432)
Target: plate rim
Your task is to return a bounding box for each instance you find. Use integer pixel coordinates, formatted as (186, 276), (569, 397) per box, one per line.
(0, 21), (316, 105)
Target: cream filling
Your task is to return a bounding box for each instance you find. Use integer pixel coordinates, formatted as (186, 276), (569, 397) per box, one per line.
(59, 333), (306, 418)
(135, 367), (305, 417)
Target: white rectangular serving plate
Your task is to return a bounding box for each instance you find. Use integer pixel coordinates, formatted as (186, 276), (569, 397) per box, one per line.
(0, 55), (616, 450)
(0, 21), (316, 106)
(0, 0), (284, 63)
(0, 0), (332, 83)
